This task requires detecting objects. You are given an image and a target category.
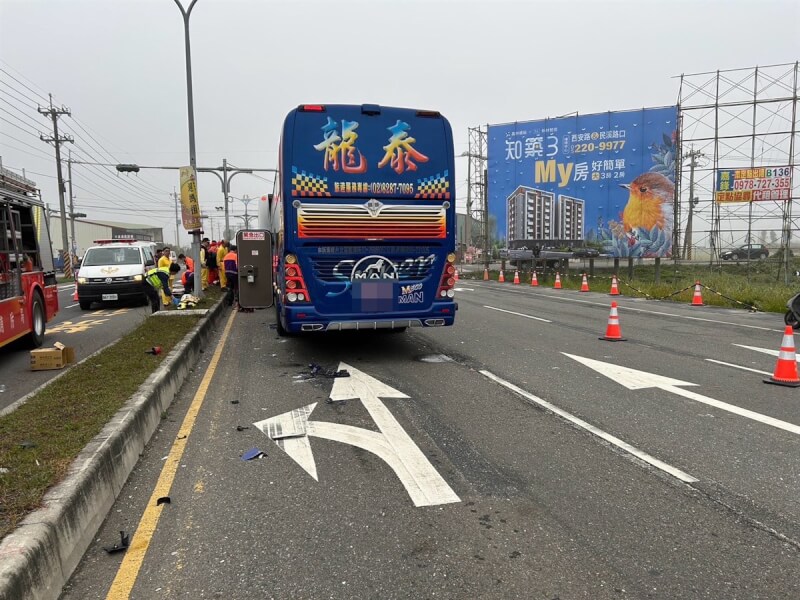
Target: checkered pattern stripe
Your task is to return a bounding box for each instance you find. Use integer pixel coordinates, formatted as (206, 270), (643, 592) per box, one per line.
(291, 166), (331, 197)
(415, 170), (451, 199)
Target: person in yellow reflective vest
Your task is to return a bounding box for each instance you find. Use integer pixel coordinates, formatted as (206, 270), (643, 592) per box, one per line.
(157, 247), (173, 306)
(200, 239), (209, 291)
(144, 263), (181, 313)
(216, 240), (228, 289)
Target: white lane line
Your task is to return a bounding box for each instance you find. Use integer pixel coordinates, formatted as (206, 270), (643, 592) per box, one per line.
(733, 344), (787, 360)
(484, 305), (552, 323)
(705, 359), (772, 376)
(467, 282), (778, 332)
(65, 303), (79, 309)
(58, 284), (75, 290)
(479, 369), (699, 483)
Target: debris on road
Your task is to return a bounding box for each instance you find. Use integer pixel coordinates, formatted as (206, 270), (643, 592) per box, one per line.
(156, 496), (171, 506)
(307, 363), (350, 379)
(145, 346), (162, 355)
(236, 425), (249, 432)
(103, 531), (130, 554)
(241, 448), (266, 461)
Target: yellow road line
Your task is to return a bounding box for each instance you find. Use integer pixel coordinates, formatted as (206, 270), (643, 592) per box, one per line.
(105, 309), (237, 599)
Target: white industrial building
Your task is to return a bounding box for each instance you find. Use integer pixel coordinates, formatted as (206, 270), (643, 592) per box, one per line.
(47, 214), (164, 262)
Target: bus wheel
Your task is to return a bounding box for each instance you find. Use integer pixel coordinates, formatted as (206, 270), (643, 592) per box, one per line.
(275, 296), (289, 337)
(26, 292), (46, 348)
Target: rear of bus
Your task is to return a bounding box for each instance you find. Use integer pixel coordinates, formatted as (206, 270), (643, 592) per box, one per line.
(274, 103), (457, 334)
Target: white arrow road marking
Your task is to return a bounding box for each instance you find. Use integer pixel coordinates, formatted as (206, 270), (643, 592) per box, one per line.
(484, 305), (551, 323)
(564, 353), (800, 436)
(479, 369), (698, 483)
(734, 344), (797, 361)
(254, 364), (460, 507)
(254, 403), (318, 480)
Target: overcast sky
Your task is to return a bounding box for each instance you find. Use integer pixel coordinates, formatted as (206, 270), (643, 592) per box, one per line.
(0, 0), (797, 249)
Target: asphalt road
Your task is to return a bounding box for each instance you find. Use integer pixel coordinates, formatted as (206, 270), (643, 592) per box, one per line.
(61, 283), (799, 599)
(0, 282), (151, 413)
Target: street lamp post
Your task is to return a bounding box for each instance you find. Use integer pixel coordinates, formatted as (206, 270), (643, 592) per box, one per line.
(173, 0), (202, 297)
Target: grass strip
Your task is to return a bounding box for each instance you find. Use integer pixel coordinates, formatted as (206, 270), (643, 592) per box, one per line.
(0, 288), (221, 539)
(466, 263), (795, 313)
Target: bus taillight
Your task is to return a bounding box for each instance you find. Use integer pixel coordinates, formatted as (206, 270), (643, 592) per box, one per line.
(436, 253), (457, 300)
(284, 255), (311, 303)
(299, 104), (326, 112)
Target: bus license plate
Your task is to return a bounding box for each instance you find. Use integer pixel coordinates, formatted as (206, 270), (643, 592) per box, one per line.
(102, 294), (118, 301)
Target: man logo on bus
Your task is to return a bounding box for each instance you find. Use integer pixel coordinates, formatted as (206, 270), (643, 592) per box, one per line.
(313, 117), (367, 174)
(378, 120), (429, 175)
(351, 255), (398, 280)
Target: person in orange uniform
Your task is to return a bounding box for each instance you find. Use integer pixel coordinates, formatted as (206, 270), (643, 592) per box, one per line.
(222, 244), (238, 307)
(216, 240), (228, 289)
(21, 254), (34, 272)
(178, 253), (195, 294)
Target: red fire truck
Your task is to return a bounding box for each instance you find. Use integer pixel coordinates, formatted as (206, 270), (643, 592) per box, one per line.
(0, 166), (59, 349)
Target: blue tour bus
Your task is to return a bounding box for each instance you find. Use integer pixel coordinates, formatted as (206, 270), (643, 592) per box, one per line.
(264, 103), (458, 335)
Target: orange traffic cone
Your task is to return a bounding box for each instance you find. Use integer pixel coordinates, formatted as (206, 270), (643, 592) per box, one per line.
(609, 275), (620, 296)
(580, 273), (590, 292)
(454, 268), (459, 282)
(553, 273), (562, 289)
(530, 271), (539, 287)
(690, 281), (704, 306)
(600, 301), (626, 341)
(72, 285), (78, 302)
(498, 270), (505, 283)
(513, 270), (520, 285)
(764, 326), (800, 387)
(483, 268), (489, 281)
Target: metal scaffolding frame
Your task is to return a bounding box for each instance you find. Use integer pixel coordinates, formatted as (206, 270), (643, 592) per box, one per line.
(676, 62), (799, 280)
(465, 125), (489, 268)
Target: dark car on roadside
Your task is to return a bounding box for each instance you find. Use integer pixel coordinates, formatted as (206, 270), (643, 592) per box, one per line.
(571, 247), (600, 258)
(719, 244), (769, 260)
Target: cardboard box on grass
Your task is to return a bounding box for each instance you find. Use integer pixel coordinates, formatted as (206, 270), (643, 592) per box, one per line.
(30, 341), (76, 371)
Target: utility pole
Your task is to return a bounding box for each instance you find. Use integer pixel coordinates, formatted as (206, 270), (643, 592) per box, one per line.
(39, 93), (73, 267)
(239, 194), (254, 229)
(682, 147), (704, 260)
(222, 158), (230, 239)
(174, 0), (202, 297)
(67, 150), (76, 263)
(172, 187), (180, 247)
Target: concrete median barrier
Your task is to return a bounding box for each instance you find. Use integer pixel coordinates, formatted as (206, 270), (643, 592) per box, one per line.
(0, 298), (227, 600)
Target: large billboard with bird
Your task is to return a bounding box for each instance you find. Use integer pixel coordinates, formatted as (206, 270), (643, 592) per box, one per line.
(488, 106), (678, 257)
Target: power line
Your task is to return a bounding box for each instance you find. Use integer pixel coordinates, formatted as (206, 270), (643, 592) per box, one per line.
(0, 132), (54, 160)
(0, 66), (50, 105)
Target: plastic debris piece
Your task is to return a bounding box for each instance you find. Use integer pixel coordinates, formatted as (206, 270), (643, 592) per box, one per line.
(0, 467), (10, 474)
(145, 346), (162, 356)
(19, 440), (36, 449)
(241, 448), (266, 461)
(156, 496), (171, 506)
(230, 400), (240, 405)
(103, 531), (130, 554)
(333, 370), (350, 378)
(236, 425), (249, 432)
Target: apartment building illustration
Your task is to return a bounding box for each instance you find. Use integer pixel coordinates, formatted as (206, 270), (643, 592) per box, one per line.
(506, 186), (585, 243)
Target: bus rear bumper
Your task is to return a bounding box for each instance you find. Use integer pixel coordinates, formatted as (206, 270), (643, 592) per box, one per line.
(284, 302), (457, 333)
